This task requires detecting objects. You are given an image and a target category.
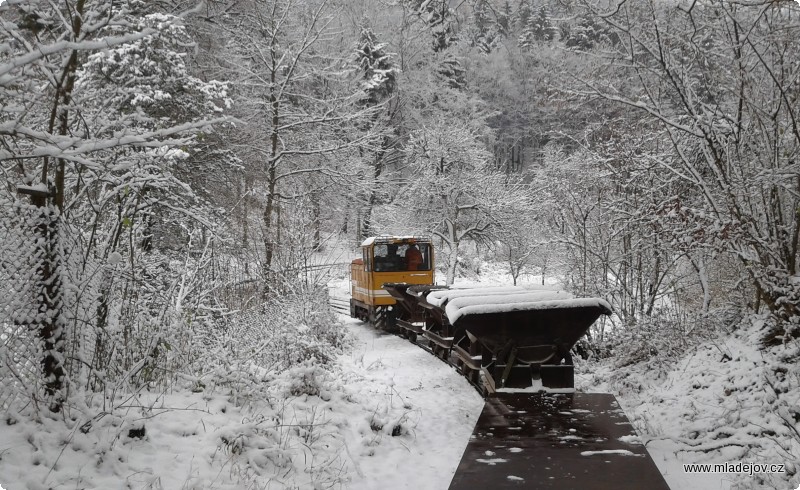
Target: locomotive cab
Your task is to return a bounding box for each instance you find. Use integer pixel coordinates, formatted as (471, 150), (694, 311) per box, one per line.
(350, 236), (434, 328)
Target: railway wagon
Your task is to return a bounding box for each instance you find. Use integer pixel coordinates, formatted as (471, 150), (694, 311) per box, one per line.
(349, 236), (434, 328)
(346, 235), (671, 489)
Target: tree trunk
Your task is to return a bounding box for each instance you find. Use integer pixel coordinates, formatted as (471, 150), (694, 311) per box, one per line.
(690, 256), (711, 314)
(33, 200), (65, 412)
(361, 144), (386, 239)
(312, 192), (321, 251)
(30, 0), (87, 412)
(446, 243), (459, 286)
(444, 218), (459, 285)
(263, 45), (280, 277)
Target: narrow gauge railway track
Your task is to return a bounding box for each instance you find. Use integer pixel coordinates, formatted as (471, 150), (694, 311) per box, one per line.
(328, 294), (351, 316)
(337, 236), (671, 489)
(329, 286), (671, 490)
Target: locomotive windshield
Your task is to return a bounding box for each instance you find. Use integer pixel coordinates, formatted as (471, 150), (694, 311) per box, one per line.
(372, 242), (431, 272)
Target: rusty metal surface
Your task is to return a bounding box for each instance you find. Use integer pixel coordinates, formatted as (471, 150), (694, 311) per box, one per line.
(448, 393), (671, 490)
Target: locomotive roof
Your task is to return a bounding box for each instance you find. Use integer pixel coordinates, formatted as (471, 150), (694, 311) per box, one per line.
(360, 235), (432, 247)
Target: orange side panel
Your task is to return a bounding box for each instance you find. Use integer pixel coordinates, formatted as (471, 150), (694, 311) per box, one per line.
(351, 244), (435, 308)
(351, 261), (370, 305)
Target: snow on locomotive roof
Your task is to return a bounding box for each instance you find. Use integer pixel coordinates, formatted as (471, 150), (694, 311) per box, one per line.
(448, 297), (613, 324)
(360, 235), (431, 247)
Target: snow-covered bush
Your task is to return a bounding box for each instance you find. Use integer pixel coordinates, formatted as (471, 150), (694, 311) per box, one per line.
(191, 283), (349, 405)
(597, 306), (741, 378)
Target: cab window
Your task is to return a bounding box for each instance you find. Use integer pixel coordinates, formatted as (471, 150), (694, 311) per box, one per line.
(373, 244), (401, 272)
(372, 243), (431, 272)
(363, 247), (370, 271)
(401, 243), (431, 271)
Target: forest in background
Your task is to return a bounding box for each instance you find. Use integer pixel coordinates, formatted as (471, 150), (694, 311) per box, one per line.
(1, 0), (799, 450)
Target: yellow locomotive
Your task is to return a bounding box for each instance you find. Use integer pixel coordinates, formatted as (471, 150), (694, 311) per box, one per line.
(349, 236), (434, 328)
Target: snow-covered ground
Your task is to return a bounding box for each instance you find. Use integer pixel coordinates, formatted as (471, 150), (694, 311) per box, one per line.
(335, 318), (484, 489)
(0, 312), (483, 489)
(577, 322), (800, 490)
(2, 263), (798, 489)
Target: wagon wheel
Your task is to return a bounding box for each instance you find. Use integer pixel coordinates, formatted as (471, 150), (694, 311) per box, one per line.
(373, 306), (396, 331)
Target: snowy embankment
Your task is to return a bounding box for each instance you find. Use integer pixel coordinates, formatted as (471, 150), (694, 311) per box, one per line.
(577, 319), (800, 490)
(335, 318), (484, 489)
(0, 316), (483, 489)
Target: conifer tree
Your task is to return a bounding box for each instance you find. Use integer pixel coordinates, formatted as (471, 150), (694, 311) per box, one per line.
(516, 0), (533, 32)
(406, 0), (464, 89)
(352, 26), (400, 238)
(472, 0), (497, 54)
(354, 27), (399, 105)
(531, 6), (556, 42)
(497, 0), (513, 37)
(519, 5), (555, 49)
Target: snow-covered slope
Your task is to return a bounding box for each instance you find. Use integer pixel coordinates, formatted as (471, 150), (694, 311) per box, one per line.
(577, 318), (800, 490)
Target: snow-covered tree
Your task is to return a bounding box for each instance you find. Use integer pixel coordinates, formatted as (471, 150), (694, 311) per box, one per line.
(352, 26), (401, 239)
(405, 0), (465, 89)
(408, 0), (455, 52)
(405, 117), (530, 284)
(516, 0), (533, 32)
(497, 0), (513, 37)
(564, 13), (618, 51)
(519, 5), (555, 48)
(574, 1), (800, 340)
(354, 26), (398, 106)
(471, 0), (498, 54)
(0, 0), (229, 412)
(221, 0), (383, 281)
